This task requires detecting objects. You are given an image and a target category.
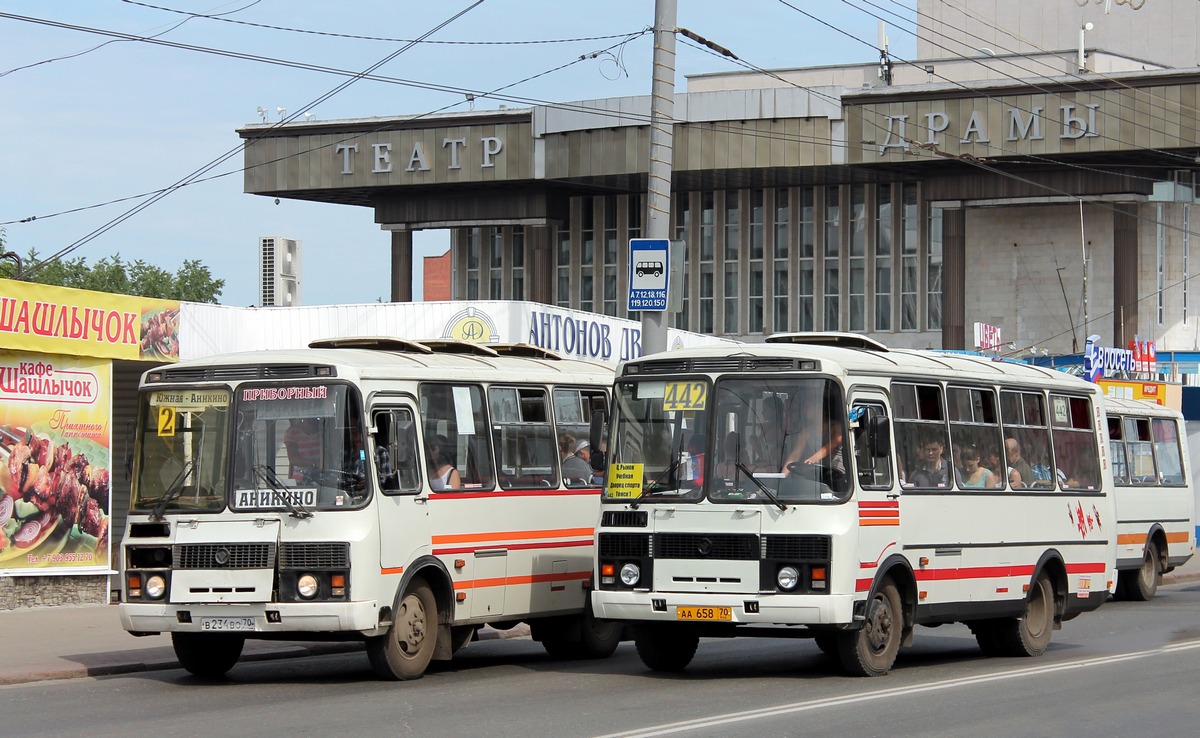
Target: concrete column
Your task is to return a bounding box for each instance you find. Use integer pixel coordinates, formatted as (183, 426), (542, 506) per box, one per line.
(390, 228), (413, 303)
(528, 224), (554, 305)
(1112, 203), (1139, 345)
(941, 208), (966, 350)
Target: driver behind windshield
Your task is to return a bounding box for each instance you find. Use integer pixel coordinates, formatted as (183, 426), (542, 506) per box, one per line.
(285, 417), (322, 482)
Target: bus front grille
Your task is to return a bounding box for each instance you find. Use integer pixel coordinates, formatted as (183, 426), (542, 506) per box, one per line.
(655, 533), (759, 560)
(173, 543), (276, 569)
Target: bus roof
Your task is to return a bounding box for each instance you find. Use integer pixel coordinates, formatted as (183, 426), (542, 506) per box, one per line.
(142, 343), (613, 388)
(622, 339), (1097, 392)
(1101, 395), (1183, 417)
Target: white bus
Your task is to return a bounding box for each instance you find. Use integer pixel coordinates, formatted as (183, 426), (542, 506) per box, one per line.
(1104, 396), (1196, 600)
(119, 338), (620, 680)
(591, 334), (1117, 676)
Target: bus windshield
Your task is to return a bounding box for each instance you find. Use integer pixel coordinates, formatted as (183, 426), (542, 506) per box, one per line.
(132, 388), (231, 513)
(131, 383), (369, 514)
(604, 376), (849, 504)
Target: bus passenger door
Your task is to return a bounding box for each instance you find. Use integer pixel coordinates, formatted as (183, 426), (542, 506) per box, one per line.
(373, 405), (431, 585)
(848, 393), (903, 590)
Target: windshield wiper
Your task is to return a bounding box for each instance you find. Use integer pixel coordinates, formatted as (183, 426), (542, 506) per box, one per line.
(253, 464), (313, 519)
(150, 459), (197, 521)
(630, 449), (687, 509)
(734, 460), (787, 511)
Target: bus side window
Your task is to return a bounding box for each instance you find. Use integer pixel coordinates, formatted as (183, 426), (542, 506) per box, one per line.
(373, 408), (421, 493)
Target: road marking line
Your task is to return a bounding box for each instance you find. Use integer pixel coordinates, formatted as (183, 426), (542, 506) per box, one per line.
(595, 639), (1200, 738)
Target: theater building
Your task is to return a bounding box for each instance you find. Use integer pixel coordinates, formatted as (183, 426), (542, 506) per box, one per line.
(237, 0), (1200, 379)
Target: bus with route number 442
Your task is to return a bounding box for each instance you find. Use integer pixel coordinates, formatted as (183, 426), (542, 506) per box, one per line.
(119, 337), (622, 680)
(591, 333), (1120, 676)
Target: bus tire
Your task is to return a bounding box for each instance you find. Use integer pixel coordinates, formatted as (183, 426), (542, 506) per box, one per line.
(634, 623), (699, 672)
(172, 632), (244, 678)
(366, 577), (438, 680)
(450, 625), (476, 654)
(1121, 544), (1161, 602)
(968, 620), (1004, 657)
(541, 605), (622, 660)
(813, 633), (838, 657)
(997, 573), (1054, 657)
(837, 578), (902, 676)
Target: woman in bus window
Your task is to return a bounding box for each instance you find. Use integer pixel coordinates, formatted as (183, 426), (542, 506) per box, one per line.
(428, 435), (461, 490)
(958, 444), (999, 489)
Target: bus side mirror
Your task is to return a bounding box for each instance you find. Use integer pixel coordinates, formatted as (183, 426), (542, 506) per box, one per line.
(870, 415), (891, 458)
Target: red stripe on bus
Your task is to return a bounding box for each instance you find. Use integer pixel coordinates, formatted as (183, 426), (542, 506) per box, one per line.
(858, 501), (899, 509)
(859, 510), (900, 518)
(434, 539), (593, 556)
(454, 571), (591, 590)
(429, 488), (602, 500)
(380, 566), (404, 576)
(433, 527), (594, 545)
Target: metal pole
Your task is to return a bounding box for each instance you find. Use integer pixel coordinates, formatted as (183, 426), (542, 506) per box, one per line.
(641, 0), (676, 356)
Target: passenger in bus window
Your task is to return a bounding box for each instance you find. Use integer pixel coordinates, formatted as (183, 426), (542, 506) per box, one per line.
(427, 435), (461, 490)
(1005, 437), (1034, 488)
(957, 444), (999, 489)
(559, 433), (592, 486)
(285, 417), (322, 482)
(750, 396), (787, 471)
(909, 433), (949, 488)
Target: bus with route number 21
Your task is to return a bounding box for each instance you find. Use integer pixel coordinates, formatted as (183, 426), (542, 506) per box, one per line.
(591, 333), (1118, 677)
(118, 337), (621, 680)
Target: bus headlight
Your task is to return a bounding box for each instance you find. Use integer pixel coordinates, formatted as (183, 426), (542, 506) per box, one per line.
(297, 573), (320, 599)
(145, 574), (167, 600)
(619, 563), (641, 587)
(777, 566), (800, 591)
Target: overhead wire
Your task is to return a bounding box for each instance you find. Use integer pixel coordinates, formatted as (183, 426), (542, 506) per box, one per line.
(16, 0), (490, 279)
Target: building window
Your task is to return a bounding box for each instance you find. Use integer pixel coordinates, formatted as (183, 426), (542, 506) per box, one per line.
(848, 185), (866, 332)
(581, 197), (595, 313)
(512, 227), (525, 301)
(773, 188), (790, 333)
(467, 226), (482, 301)
(799, 187), (815, 331)
(928, 205), (943, 331)
(823, 187), (840, 331)
(673, 193), (688, 330)
(700, 192), (715, 333)
(724, 191), (740, 334)
(556, 227), (570, 308)
(748, 189), (765, 334)
(875, 185), (893, 331)
(488, 226), (503, 299)
(901, 184), (918, 331)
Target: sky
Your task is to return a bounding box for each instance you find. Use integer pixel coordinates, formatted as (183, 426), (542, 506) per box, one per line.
(0, 1), (916, 306)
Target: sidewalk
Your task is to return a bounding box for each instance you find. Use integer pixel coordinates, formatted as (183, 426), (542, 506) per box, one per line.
(2, 557), (1198, 686)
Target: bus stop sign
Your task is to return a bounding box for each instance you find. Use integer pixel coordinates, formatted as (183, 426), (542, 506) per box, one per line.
(628, 238), (669, 311)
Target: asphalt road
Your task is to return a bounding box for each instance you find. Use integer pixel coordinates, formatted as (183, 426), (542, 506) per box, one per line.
(6, 581), (1200, 738)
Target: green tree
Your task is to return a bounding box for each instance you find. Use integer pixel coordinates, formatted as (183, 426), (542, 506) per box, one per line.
(1, 248), (225, 303)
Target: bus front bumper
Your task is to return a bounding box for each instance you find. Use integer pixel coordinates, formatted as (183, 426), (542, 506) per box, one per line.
(119, 600), (383, 637)
(591, 590), (857, 625)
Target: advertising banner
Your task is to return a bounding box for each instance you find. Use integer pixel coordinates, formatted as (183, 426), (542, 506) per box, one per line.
(0, 278), (180, 362)
(0, 351), (111, 575)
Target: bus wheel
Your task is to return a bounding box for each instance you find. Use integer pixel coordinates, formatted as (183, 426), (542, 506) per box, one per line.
(1122, 544), (1161, 602)
(997, 573), (1054, 657)
(450, 625), (476, 654)
(172, 632), (244, 678)
(813, 633), (838, 657)
(367, 577), (438, 680)
(837, 578), (902, 676)
(541, 605), (622, 660)
(634, 623), (699, 672)
(968, 620), (1004, 656)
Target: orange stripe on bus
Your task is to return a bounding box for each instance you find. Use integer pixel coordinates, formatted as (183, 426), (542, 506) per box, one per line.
(380, 566), (404, 576)
(453, 571), (591, 590)
(859, 510), (900, 518)
(432, 527), (595, 545)
(859, 519), (900, 526)
(1167, 531), (1191, 543)
(1118, 531), (1193, 545)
